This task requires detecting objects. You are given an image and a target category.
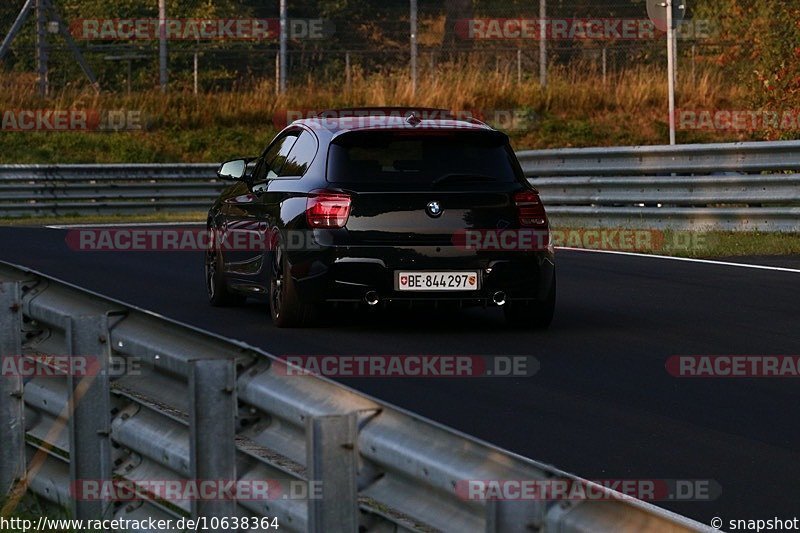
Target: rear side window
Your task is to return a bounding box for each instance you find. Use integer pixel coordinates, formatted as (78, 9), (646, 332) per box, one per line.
(280, 131), (318, 177)
(253, 133), (298, 182)
(327, 131), (520, 186)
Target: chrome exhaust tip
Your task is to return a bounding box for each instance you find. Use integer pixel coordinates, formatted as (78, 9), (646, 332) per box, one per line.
(365, 291), (380, 306)
(492, 291), (507, 306)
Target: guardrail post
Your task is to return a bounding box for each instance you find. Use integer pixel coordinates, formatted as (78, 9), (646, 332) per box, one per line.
(0, 282), (25, 496)
(67, 315), (112, 520)
(485, 499), (544, 533)
(189, 359), (237, 518)
(306, 413), (359, 532)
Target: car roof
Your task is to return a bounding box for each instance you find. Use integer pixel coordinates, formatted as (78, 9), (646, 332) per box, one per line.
(292, 107), (497, 137)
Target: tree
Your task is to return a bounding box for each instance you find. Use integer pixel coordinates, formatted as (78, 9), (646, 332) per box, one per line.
(694, 0), (800, 138)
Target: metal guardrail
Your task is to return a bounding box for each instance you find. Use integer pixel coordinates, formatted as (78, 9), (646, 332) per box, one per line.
(517, 140), (800, 176)
(0, 262), (705, 532)
(0, 164), (221, 217)
(1, 140), (798, 231)
(518, 140), (800, 232)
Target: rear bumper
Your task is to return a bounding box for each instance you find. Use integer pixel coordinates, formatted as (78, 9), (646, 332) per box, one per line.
(287, 245), (555, 305)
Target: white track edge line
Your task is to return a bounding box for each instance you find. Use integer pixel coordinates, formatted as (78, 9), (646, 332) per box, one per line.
(556, 247), (800, 274)
(46, 222), (205, 229)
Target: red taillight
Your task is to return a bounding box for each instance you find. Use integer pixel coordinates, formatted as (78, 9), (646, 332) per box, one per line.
(306, 191), (352, 229)
(514, 191), (548, 227)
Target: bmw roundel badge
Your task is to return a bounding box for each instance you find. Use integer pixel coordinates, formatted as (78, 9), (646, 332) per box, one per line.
(426, 201), (443, 218)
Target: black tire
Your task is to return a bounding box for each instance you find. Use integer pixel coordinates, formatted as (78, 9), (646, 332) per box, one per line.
(504, 275), (556, 329)
(205, 232), (246, 307)
(269, 246), (315, 328)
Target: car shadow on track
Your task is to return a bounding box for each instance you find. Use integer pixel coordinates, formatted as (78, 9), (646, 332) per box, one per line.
(248, 301), (513, 331)
(242, 301), (597, 334)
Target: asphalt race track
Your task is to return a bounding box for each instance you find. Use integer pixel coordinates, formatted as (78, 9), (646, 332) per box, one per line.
(2, 226), (799, 527)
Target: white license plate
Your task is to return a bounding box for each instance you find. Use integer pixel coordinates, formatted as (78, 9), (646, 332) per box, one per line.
(396, 271), (480, 292)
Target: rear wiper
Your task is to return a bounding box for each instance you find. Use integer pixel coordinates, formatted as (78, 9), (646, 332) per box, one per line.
(432, 173), (497, 186)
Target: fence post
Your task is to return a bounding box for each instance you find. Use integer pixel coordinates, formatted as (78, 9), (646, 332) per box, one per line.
(279, 0), (288, 93)
(539, 0), (547, 87)
(35, 0), (48, 96)
(189, 359), (237, 518)
(67, 315), (112, 520)
(275, 52), (280, 95)
(345, 52), (351, 92)
(0, 282), (25, 496)
(410, 0), (418, 96)
(158, 0), (167, 92)
(193, 50), (199, 95)
(306, 413), (359, 532)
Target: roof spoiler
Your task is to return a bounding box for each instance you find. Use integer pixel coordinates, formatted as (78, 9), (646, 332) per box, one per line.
(330, 126), (508, 145)
(312, 107), (454, 120)
(312, 107), (490, 128)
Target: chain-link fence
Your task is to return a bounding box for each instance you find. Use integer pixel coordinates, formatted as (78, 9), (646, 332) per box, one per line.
(0, 0), (731, 94)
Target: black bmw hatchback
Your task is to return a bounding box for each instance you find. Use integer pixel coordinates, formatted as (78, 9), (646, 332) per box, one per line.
(206, 108), (555, 328)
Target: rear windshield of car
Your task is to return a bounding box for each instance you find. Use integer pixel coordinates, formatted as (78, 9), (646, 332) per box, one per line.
(326, 131), (521, 185)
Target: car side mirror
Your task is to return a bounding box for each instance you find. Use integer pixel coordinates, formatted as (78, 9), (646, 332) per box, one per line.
(218, 159), (248, 181)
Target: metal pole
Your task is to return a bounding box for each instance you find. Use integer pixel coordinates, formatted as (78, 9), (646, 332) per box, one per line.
(517, 48), (522, 84)
(666, 0), (676, 145)
(279, 0), (287, 93)
(35, 0), (48, 97)
(275, 52), (279, 95)
(410, 0), (418, 96)
(46, 0), (99, 92)
(193, 51), (199, 95)
(0, 0), (35, 62)
(602, 47), (607, 85)
(539, 0), (547, 88)
(158, 0), (167, 93)
(345, 52), (351, 92)
(672, 14), (679, 85)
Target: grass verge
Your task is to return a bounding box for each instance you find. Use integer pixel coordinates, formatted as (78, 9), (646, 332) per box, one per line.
(0, 212), (208, 227)
(0, 64), (755, 164)
(553, 228), (800, 258)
